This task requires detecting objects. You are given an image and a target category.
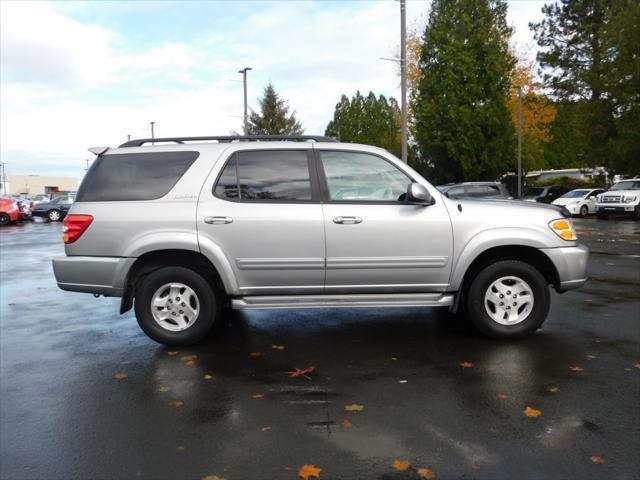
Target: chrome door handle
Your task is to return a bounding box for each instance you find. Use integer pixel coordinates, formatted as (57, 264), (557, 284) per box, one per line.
(333, 216), (363, 224)
(204, 216), (233, 224)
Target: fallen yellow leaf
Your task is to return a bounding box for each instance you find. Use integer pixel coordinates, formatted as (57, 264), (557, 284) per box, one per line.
(342, 419), (353, 428)
(157, 386), (171, 393)
(203, 374), (213, 380)
(202, 475), (225, 480)
(168, 400), (184, 408)
(253, 393), (265, 399)
(272, 344), (285, 350)
(391, 459), (411, 471)
(298, 464), (321, 479)
(496, 393), (508, 400)
(546, 386), (560, 393)
(460, 361), (474, 369)
(261, 426), (272, 432)
(181, 355), (197, 362)
(167, 351), (179, 356)
(344, 404), (364, 412)
(570, 365), (584, 372)
(590, 455), (605, 464)
(417, 467), (436, 479)
(250, 352), (262, 357)
(523, 406), (542, 418)
(114, 372), (127, 381)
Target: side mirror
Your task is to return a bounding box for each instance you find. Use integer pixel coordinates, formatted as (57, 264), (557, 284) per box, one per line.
(406, 183), (434, 206)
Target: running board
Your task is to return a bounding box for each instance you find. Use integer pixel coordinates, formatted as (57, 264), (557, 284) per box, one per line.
(231, 293), (455, 310)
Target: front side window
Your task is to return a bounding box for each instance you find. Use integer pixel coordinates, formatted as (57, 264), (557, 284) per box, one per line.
(446, 186), (465, 199)
(320, 151), (410, 202)
(214, 150), (312, 201)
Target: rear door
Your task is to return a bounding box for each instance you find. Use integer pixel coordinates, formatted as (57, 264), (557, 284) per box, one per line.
(197, 146), (325, 295)
(317, 149), (453, 293)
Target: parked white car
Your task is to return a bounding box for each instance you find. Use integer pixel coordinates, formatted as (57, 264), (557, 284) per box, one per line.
(596, 179), (640, 219)
(552, 188), (605, 217)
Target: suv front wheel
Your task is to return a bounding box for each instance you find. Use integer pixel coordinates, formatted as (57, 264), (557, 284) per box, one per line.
(134, 266), (219, 345)
(465, 260), (550, 338)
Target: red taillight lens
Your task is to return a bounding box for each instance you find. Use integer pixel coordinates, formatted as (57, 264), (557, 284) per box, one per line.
(63, 214), (93, 244)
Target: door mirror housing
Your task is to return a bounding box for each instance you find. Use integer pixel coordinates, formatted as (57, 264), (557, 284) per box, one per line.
(406, 183), (434, 206)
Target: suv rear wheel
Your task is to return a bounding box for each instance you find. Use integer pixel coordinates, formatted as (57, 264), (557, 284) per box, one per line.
(465, 260), (550, 338)
(134, 266), (219, 345)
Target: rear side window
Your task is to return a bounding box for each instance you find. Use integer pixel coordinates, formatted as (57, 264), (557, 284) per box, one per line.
(76, 151), (199, 202)
(214, 150), (312, 201)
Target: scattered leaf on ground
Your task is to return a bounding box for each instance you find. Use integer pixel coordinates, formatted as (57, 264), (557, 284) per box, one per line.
(471, 464), (481, 470)
(570, 365), (585, 372)
(392, 459), (411, 471)
(587, 355), (597, 361)
(460, 361), (474, 369)
(298, 464), (321, 479)
(250, 352), (262, 357)
(417, 467), (436, 479)
(344, 404), (364, 412)
(342, 419), (353, 428)
(261, 426), (272, 432)
(497, 393), (508, 401)
(546, 386), (560, 393)
(202, 476), (225, 480)
(203, 374), (214, 380)
(390, 357), (398, 361)
(167, 351), (179, 356)
(168, 400), (184, 408)
(181, 355), (198, 366)
(633, 363), (640, 369)
(272, 344), (285, 350)
(177, 446), (185, 451)
(114, 372), (127, 381)
(157, 386), (171, 393)
(524, 406), (542, 418)
(399, 379), (408, 384)
(253, 393), (265, 399)
(287, 366), (315, 378)
(590, 455), (605, 464)
(606, 262), (615, 266)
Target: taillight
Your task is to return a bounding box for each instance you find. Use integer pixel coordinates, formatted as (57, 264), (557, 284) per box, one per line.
(63, 214), (93, 244)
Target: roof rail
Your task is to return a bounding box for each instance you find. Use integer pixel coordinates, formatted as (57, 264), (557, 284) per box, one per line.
(118, 135), (338, 148)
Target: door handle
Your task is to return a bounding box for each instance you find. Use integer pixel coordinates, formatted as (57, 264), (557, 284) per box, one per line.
(333, 216), (363, 225)
(204, 216), (233, 224)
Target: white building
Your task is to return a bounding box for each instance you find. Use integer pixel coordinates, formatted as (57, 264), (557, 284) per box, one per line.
(3, 175), (79, 196)
(525, 167), (608, 183)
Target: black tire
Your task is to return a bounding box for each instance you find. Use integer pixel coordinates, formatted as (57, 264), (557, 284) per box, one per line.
(134, 266), (219, 345)
(0, 213), (11, 226)
(47, 209), (62, 222)
(579, 205), (588, 217)
(465, 260), (550, 338)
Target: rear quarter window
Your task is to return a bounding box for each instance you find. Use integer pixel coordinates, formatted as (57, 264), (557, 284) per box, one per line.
(76, 151), (199, 202)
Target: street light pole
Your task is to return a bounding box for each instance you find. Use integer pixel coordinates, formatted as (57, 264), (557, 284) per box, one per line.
(150, 121), (155, 144)
(517, 87), (523, 197)
(238, 67), (252, 135)
(400, 0), (408, 163)
(127, 134), (131, 142)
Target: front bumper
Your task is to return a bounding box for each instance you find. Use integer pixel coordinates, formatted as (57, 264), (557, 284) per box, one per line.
(52, 256), (135, 296)
(540, 244), (589, 292)
(596, 204), (638, 215)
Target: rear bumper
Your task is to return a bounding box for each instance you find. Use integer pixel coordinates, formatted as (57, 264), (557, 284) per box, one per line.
(52, 256), (135, 297)
(540, 244), (589, 292)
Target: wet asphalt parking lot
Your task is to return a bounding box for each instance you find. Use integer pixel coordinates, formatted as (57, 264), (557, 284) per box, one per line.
(1, 218), (639, 480)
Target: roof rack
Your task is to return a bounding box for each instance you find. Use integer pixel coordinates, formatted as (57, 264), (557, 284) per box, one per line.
(118, 135), (338, 148)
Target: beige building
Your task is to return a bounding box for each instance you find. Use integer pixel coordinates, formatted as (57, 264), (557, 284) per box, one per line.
(5, 175), (79, 196)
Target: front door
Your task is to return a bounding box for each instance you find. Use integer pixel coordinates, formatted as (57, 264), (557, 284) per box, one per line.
(198, 146), (325, 295)
(317, 149), (453, 293)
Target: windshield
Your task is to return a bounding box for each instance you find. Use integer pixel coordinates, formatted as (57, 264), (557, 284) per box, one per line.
(524, 187), (544, 196)
(610, 180), (640, 191)
(560, 190), (589, 199)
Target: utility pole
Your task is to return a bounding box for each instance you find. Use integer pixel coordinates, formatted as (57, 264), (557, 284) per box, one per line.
(517, 87), (523, 197)
(84, 159), (90, 171)
(127, 134), (131, 142)
(400, 0), (408, 163)
(238, 67), (252, 135)
(0, 162), (6, 195)
(150, 121), (155, 144)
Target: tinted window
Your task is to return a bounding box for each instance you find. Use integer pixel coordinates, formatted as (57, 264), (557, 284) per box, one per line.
(213, 150), (312, 201)
(320, 151), (410, 201)
(465, 185), (487, 197)
(446, 186), (465, 199)
(76, 151), (199, 202)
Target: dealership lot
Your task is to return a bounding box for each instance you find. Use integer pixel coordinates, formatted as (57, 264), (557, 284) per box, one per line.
(1, 219), (639, 479)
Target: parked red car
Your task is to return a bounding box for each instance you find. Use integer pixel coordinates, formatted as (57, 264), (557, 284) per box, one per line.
(0, 198), (23, 226)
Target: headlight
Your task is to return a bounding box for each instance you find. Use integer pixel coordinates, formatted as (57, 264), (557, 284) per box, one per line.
(623, 195), (637, 203)
(549, 218), (577, 241)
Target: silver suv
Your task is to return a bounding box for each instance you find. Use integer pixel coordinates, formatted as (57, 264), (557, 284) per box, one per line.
(53, 135), (589, 345)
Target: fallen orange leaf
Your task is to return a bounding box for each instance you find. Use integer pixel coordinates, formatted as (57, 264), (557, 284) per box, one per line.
(167, 351), (179, 356)
(633, 363), (640, 369)
(202, 476), (225, 480)
(417, 467), (436, 479)
(250, 352), (262, 357)
(157, 386), (171, 393)
(570, 365), (584, 372)
(392, 459), (411, 471)
(272, 344), (286, 350)
(203, 374), (213, 380)
(460, 361), (474, 369)
(344, 404), (364, 412)
(253, 393), (265, 399)
(590, 455), (605, 464)
(114, 372), (127, 381)
(298, 464), (321, 479)
(546, 386), (560, 393)
(261, 426), (272, 432)
(168, 400), (184, 408)
(523, 406), (542, 418)
(342, 419), (353, 428)
(496, 393), (508, 400)
(181, 355), (197, 362)
(287, 366), (315, 378)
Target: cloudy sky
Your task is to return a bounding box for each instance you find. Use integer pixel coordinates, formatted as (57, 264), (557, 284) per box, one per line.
(0, 0), (547, 179)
